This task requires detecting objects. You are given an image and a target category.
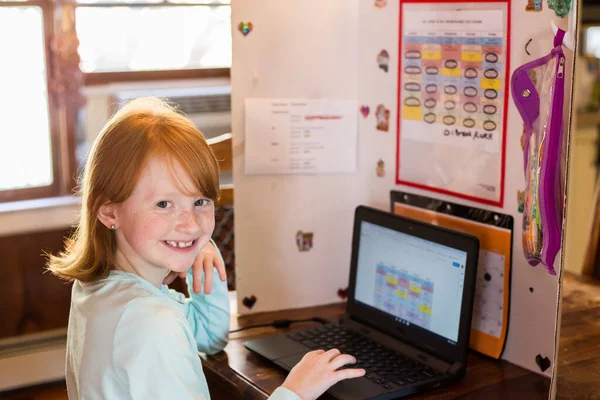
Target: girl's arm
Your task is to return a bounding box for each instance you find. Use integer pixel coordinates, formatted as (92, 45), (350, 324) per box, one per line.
(172, 243), (304, 400)
(170, 239), (231, 355)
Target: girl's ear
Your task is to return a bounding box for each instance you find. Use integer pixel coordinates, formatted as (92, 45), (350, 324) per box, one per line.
(97, 202), (119, 230)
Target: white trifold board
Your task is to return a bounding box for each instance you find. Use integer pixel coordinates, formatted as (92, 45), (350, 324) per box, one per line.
(231, 1), (577, 394)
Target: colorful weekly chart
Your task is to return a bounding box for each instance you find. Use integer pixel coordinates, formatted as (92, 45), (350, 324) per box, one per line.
(374, 263), (434, 330)
(396, 4), (509, 206)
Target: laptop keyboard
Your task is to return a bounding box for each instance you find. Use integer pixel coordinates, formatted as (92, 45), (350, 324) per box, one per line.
(286, 324), (442, 389)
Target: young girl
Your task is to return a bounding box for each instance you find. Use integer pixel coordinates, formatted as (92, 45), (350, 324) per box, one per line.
(48, 97), (364, 400)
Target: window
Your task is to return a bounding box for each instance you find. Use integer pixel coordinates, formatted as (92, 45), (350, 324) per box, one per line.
(76, 0), (231, 84)
(0, 0), (231, 203)
(0, 1), (60, 202)
(584, 26), (600, 58)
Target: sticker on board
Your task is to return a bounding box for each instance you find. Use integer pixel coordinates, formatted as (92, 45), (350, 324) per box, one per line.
(525, 0), (542, 11)
(535, 354), (551, 372)
(238, 22), (253, 36)
(377, 50), (390, 72)
(375, 104), (390, 131)
(242, 295), (257, 309)
(360, 105), (370, 118)
(296, 231), (314, 252)
(376, 159), (385, 177)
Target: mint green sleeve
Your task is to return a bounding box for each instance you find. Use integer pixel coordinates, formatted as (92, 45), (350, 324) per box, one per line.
(268, 387), (302, 400)
(170, 239), (231, 355)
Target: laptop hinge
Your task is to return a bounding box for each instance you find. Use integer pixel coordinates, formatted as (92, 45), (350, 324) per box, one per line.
(448, 362), (465, 376)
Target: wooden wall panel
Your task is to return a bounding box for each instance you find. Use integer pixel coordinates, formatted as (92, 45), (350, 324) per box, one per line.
(0, 229), (73, 341)
(0, 207), (235, 341)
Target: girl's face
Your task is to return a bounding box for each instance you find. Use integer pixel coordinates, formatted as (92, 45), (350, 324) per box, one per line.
(113, 155), (215, 279)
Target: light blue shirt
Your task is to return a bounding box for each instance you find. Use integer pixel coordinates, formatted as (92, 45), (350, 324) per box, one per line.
(65, 242), (300, 400)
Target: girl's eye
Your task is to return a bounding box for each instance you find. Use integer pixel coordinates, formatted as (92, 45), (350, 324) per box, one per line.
(195, 199), (210, 207)
(157, 201), (172, 209)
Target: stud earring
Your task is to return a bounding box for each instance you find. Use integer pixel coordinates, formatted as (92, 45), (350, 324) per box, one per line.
(110, 224), (116, 230)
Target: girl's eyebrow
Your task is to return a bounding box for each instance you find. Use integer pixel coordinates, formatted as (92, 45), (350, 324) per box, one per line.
(148, 191), (205, 199)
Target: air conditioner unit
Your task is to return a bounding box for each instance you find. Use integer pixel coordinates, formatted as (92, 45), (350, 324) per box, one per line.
(81, 83), (231, 167)
(111, 85), (232, 140)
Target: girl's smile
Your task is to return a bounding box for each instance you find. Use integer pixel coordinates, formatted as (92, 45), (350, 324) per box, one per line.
(162, 239), (199, 252)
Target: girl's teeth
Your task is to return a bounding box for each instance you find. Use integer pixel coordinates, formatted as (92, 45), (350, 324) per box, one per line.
(166, 240), (194, 248)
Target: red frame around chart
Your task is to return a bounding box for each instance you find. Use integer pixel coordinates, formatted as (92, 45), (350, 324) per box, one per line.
(395, 0), (511, 207)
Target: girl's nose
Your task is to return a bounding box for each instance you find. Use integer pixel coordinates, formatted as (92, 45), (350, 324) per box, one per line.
(176, 211), (202, 234)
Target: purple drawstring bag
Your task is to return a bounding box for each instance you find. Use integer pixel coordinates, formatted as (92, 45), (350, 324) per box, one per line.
(510, 29), (566, 275)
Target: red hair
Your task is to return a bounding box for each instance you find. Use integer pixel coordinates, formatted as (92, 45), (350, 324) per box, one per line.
(47, 97), (220, 282)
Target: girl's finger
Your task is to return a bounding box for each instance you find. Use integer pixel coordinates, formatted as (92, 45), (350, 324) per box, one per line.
(333, 367), (366, 382)
(307, 349), (326, 357)
(328, 354), (357, 371)
(203, 256), (214, 294)
(192, 257), (203, 294)
(301, 349), (325, 362)
(321, 348), (342, 362)
(214, 255), (227, 281)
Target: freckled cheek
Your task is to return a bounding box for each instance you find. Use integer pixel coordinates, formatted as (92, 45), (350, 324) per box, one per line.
(132, 216), (173, 247)
(198, 214), (215, 237)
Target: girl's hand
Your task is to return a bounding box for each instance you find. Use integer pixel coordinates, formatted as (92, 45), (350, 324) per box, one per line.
(281, 348), (366, 400)
(162, 241), (227, 294)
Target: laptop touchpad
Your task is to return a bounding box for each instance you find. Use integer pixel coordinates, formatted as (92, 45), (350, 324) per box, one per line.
(328, 377), (389, 400)
(245, 334), (309, 360)
(276, 351), (307, 369)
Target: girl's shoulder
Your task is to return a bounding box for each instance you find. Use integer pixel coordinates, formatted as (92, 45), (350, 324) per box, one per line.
(120, 295), (186, 328)
(75, 271), (155, 302)
(73, 270), (186, 324)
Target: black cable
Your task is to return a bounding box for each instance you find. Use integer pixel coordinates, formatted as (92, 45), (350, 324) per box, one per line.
(229, 317), (330, 333)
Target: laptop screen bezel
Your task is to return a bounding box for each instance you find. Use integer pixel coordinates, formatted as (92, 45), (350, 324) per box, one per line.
(346, 205), (479, 364)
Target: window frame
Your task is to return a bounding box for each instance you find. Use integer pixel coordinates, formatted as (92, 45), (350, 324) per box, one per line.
(0, 0), (66, 204)
(84, 67), (230, 86)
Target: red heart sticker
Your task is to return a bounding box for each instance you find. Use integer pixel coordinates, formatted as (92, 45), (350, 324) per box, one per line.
(337, 288), (348, 300)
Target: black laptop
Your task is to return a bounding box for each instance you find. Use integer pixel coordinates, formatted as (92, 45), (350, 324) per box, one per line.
(244, 205), (479, 400)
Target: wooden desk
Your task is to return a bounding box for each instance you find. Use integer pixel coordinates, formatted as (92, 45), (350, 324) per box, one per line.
(555, 273), (600, 398)
(201, 297), (551, 399)
(200, 272), (600, 399)
(3, 273), (598, 400)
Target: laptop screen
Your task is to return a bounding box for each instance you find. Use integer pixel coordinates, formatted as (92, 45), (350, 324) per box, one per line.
(354, 221), (468, 345)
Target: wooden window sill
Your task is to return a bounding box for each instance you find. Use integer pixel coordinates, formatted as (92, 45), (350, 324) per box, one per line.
(0, 196), (80, 237)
